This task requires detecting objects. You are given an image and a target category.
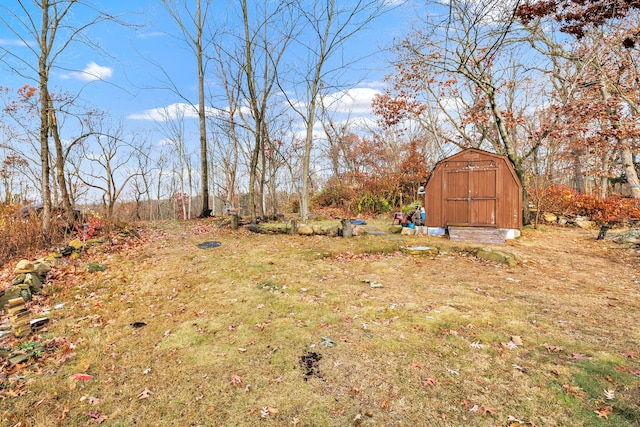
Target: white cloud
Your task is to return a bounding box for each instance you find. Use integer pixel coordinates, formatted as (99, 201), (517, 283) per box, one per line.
(137, 31), (165, 39)
(128, 102), (225, 122)
(63, 62), (113, 81)
(128, 102), (199, 121)
(322, 87), (382, 115)
(0, 38), (30, 47)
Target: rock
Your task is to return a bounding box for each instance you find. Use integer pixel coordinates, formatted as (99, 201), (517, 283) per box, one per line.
(33, 260), (50, 276)
(68, 239), (84, 250)
(298, 225), (314, 236)
(86, 263), (108, 273)
(612, 228), (640, 244)
(16, 284), (32, 302)
(352, 225), (366, 236)
(14, 260), (35, 274)
(558, 217), (567, 226)
(12, 274), (26, 286)
(476, 247), (518, 267)
(324, 225), (340, 237)
(575, 219), (595, 230)
(9, 354), (31, 365)
(24, 274), (42, 293)
(312, 225), (325, 235)
(388, 225), (403, 234)
(543, 213), (557, 223)
(55, 246), (74, 256)
(400, 246), (439, 256)
(0, 288), (22, 309)
(401, 227), (416, 236)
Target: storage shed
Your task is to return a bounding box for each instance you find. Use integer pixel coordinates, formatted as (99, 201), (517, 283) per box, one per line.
(424, 148), (522, 234)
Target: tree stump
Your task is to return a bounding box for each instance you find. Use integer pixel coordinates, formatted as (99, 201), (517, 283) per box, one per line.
(290, 219), (298, 235)
(596, 224), (610, 240)
(231, 213), (239, 230)
(341, 219), (352, 238)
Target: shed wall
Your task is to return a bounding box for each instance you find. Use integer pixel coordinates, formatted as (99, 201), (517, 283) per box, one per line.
(424, 149), (522, 229)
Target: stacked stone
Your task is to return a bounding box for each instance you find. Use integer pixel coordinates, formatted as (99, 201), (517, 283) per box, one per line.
(5, 297), (30, 338)
(0, 259), (50, 318)
(0, 259), (51, 338)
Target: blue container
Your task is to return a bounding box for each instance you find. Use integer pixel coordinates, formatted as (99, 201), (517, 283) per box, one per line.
(408, 223), (415, 229)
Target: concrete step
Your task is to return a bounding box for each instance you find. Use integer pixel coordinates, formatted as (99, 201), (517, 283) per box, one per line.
(448, 226), (506, 244)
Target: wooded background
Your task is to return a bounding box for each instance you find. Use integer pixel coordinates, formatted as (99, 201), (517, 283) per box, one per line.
(1, 0), (639, 231)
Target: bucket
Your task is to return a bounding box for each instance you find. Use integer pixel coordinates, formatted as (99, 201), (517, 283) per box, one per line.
(408, 223), (415, 229)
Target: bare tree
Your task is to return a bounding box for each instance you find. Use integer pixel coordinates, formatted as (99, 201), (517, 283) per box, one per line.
(0, 0), (121, 233)
(160, 0), (213, 217)
(279, 0), (391, 223)
(70, 122), (142, 217)
(235, 0), (297, 222)
(155, 106), (194, 220)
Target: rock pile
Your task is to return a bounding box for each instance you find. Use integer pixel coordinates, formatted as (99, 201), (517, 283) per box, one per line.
(0, 259), (50, 309)
(0, 258), (51, 338)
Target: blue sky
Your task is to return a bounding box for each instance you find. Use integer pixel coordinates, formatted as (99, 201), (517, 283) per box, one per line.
(0, 0), (434, 204)
(1, 1), (425, 143)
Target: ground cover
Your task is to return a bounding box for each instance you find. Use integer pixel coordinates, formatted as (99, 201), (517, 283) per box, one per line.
(1, 220), (639, 426)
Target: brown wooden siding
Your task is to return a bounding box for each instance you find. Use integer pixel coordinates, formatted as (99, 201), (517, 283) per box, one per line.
(424, 149), (522, 229)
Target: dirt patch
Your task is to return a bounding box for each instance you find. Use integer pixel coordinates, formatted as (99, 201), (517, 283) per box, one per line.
(299, 351), (323, 381)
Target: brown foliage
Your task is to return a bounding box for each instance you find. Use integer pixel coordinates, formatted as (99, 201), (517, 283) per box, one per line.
(516, 0), (640, 40)
(0, 204), (71, 267)
(528, 184), (640, 223)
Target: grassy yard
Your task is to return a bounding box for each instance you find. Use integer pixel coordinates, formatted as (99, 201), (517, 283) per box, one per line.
(1, 219), (639, 426)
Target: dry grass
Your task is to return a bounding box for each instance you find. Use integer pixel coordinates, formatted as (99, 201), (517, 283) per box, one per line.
(2, 219), (640, 426)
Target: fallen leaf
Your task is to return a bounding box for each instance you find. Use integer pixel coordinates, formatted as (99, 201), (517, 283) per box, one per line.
(422, 377), (436, 387)
(507, 415), (523, 426)
(562, 384), (585, 399)
(603, 389), (615, 400)
(470, 341), (483, 349)
(72, 373), (93, 381)
(621, 349), (637, 359)
(572, 353), (588, 360)
(501, 341), (518, 350)
(230, 375), (244, 387)
(594, 405), (612, 419)
(55, 402), (70, 426)
(481, 404), (497, 416)
(511, 335), (523, 346)
(543, 343), (563, 353)
(260, 406), (278, 418)
(512, 364), (527, 373)
(83, 410), (107, 424)
(138, 388), (152, 399)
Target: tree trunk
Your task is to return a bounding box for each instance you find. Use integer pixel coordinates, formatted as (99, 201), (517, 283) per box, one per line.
(39, 2), (51, 236)
(49, 99), (75, 224)
(573, 149), (585, 193)
(621, 143), (640, 198)
(341, 219), (352, 238)
(196, 0), (210, 218)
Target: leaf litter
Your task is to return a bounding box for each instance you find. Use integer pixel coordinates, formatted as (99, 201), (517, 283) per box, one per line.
(1, 222), (639, 426)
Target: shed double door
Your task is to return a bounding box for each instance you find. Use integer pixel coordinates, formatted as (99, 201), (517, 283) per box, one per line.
(444, 166), (497, 227)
